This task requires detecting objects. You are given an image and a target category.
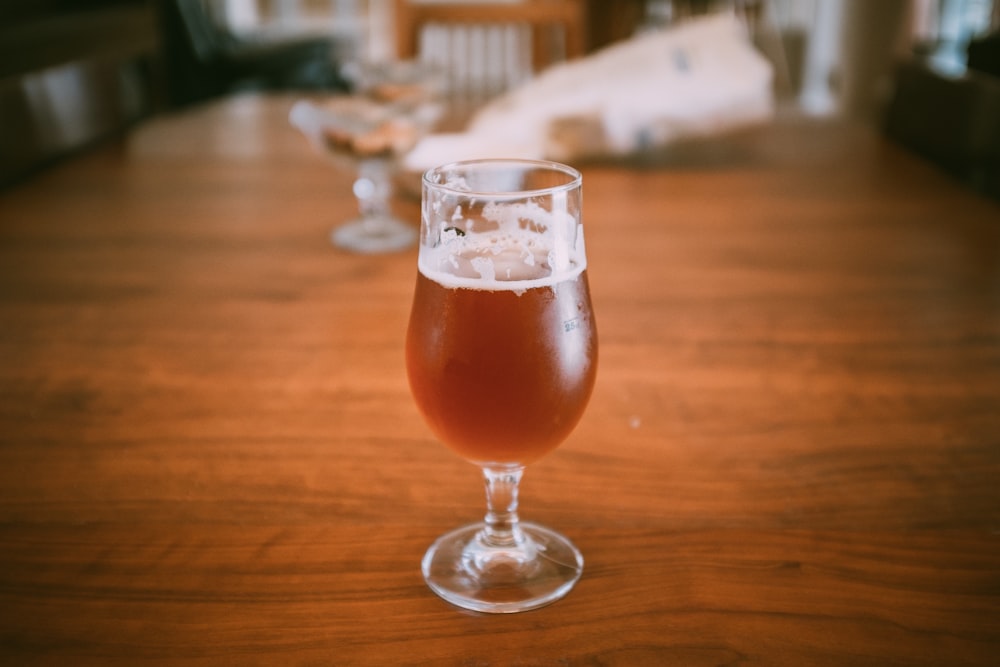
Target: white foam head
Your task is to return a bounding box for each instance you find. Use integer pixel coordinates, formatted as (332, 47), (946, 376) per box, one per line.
(420, 159), (585, 292)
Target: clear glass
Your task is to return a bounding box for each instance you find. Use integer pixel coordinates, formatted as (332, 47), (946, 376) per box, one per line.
(406, 159), (597, 613)
(289, 61), (442, 254)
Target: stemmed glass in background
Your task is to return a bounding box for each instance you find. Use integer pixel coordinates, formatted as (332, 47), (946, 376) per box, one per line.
(406, 159), (597, 613)
(290, 61), (441, 253)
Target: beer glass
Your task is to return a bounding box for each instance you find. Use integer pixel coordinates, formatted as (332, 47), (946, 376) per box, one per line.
(289, 61), (442, 253)
(406, 159), (597, 613)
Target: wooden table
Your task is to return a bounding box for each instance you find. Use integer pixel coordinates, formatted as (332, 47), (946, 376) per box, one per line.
(1, 94), (998, 665)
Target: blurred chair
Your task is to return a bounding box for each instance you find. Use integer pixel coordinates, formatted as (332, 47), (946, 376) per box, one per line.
(0, 1), (162, 187)
(394, 0), (586, 105)
(884, 57), (1000, 200)
(967, 29), (1000, 79)
(158, 0), (347, 107)
(881, 0), (1000, 198)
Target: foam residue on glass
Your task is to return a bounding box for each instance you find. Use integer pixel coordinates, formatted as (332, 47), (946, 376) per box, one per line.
(420, 169), (585, 295)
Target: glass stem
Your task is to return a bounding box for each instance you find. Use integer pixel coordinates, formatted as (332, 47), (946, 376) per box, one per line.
(480, 467), (526, 548)
(354, 159), (392, 222)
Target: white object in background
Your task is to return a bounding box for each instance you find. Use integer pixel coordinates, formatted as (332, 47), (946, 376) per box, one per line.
(410, 12), (775, 162)
(402, 133), (542, 174)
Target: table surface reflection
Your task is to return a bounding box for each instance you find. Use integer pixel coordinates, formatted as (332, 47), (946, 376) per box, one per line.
(1, 94), (998, 665)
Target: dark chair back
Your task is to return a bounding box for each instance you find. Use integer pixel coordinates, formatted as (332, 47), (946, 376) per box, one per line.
(157, 0), (346, 108)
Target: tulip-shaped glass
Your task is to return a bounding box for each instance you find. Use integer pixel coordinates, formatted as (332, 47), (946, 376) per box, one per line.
(289, 61), (442, 253)
(406, 159), (597, 613)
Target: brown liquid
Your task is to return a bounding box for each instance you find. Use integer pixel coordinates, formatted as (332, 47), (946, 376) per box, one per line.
(406, 271), (597, 466)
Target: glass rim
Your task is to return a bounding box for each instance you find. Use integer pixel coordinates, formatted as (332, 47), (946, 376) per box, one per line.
(422, 158), (582, 199)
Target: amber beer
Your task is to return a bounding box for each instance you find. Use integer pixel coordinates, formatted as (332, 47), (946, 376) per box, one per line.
(406, 266), (597, 466)
(411, 159), (592, 613)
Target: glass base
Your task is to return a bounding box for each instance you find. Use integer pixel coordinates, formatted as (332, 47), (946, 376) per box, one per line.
(331, 216), (416, 254)
(422, 521), (583, 614)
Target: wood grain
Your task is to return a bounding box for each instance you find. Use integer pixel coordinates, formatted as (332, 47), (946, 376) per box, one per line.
(1, 94), (998, 665)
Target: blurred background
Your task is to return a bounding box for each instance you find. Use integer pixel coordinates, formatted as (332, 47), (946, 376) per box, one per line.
(2, 0), (999, 192)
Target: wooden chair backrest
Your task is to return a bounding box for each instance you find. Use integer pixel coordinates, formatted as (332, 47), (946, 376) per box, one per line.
(394, 0), (586, 101)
